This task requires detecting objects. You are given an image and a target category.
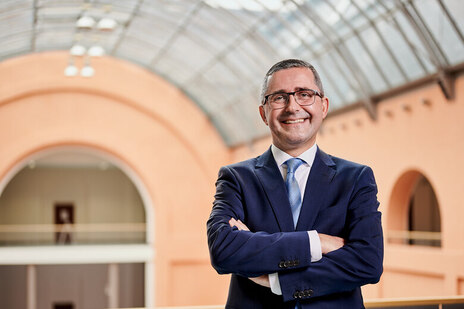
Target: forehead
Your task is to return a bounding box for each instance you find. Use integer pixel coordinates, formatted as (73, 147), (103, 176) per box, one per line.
(267, 67), (316, 92)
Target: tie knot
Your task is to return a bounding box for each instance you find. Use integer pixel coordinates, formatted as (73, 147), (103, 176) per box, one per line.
(285, 158), (304, 173)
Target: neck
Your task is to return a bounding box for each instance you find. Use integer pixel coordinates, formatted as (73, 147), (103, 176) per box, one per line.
(274, 142), (316, 157)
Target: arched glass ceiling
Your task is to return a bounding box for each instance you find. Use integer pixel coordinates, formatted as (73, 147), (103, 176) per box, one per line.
(1, 0), (463, 146)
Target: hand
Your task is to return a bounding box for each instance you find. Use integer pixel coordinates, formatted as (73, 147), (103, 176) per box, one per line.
(229, 218), (270, 287)
(319, 233), (345, 254)
(249, 274), (270, 287)
(229, 218), (250, 231)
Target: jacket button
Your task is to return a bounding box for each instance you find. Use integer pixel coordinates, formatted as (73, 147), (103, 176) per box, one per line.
(293, 291), (300, 299)
(279, 261), (285, 268)
(294, 259), (299, 266)
(305, 289), (314, 297)
(298, 291), (305, 298)
(283, 261), (290, 267)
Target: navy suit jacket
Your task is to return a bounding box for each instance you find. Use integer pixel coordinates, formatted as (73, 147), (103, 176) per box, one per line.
(207, 147), (383, 308)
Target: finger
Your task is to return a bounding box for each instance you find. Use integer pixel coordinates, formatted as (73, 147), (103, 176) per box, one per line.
(236, 219), (250, 231)
(229, 218), (237, 228)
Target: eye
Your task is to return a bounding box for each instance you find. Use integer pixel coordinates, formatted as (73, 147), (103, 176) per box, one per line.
(271, 94), (286, 102)
(298, 90), (314, 98)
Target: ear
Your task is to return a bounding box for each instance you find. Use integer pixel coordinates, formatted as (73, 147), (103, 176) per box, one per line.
(321, 96), (329, 119)
(259, 105), (268, 125)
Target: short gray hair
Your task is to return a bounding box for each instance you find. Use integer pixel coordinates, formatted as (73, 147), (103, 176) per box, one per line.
(260, 59), (324, 104)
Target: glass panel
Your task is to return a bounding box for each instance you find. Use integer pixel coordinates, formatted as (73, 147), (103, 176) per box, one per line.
(126, 15), (176, 49)
(344, 36), (387, 93)
(114, 36), (160, 68)
(0, 8), (33, 36)
(167, 35), (215, 77)
(318, 76), (343, 111)
(224, 46), (260, 85)
(443, 0), (464, 37)
(317, 51), (359, 107)
(360, 27), (406, 87)
(154, 54), (195, 83)
(35, 31), (75, 51)
(377, 19), (425, 80)
(313, 0), (348, 36)
(394, 10), (436, 74)
(188, 6), (241, 52)
(415, 0), (464, 64)
(332, 0), (367, 30)
(358, 0), (387, 19)
(0, 37), (31, 60)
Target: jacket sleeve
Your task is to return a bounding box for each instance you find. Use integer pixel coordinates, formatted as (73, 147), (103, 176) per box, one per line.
(278, 166), (384, 302)
(207, 165), (311, 278)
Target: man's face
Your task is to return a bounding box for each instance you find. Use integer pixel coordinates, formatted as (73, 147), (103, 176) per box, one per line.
(259, 67), (329, 156)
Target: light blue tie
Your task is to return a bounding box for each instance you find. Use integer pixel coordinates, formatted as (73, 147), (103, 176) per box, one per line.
(284, 158), (304, 230)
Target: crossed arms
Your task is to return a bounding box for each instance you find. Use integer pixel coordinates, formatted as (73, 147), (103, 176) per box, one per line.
(207, 164), (383, 301)
(229, 217), (344, 288)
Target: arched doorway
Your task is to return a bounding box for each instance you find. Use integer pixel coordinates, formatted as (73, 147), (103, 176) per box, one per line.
(0, 146), (154, 309)
(387, 170), (441, 247)
(408, 175), (441, 247)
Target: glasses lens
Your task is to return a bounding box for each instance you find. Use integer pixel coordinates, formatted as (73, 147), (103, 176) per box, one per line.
(295, 90), (315, 105)
(269, 93), (287, 107)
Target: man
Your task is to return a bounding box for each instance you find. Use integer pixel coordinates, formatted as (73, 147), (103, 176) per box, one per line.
(207, 59), (383, 308)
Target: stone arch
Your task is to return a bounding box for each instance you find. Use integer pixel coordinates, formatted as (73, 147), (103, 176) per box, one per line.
(0, 143), (155, 244)
(387, 169), (441, 246)
(0, 51), (229, 306)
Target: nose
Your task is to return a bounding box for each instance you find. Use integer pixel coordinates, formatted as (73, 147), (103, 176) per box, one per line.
(285, 93), (300, 111)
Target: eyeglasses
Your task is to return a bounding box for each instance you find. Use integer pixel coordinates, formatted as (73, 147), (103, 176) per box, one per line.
(263, 89), (323, 109)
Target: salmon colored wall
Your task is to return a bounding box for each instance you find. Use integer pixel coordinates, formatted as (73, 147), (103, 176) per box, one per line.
(232, 74), (464, 299)
(1, 51), (463, 305)
(0, 52), (230, 306)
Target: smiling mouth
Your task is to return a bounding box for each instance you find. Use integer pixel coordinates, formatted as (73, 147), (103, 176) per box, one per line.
(283, 119), (305, 124)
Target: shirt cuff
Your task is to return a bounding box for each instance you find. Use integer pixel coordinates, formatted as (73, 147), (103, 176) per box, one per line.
(308, 230), (322, 262)
(269, 272), (282, 295)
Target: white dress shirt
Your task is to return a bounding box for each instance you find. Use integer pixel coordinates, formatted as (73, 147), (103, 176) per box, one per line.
(268, 144), (322, 295)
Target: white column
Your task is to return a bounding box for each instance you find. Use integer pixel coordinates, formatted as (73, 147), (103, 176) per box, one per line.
(145, 261), (154, 308)
(107, 263), (119, 308)
(27, 265), (36, 309)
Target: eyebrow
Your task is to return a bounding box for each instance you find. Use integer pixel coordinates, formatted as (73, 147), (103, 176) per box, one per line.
(269, 87), (312, 94)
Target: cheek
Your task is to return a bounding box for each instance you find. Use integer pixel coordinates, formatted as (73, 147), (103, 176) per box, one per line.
(267, 111), (280, 124)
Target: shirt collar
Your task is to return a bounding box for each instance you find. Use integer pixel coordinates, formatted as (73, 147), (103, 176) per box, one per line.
(271, 143), (318, 168)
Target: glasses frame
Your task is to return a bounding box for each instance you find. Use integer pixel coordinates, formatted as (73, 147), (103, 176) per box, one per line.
(263, 89), (323, 109)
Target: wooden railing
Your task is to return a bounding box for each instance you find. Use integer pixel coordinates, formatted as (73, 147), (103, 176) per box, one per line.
(112, 296), (464, 309)
(387, 230), (442, 241)
(387, 230), (442, 247)
(0, 223), (146, 245)
(0, 223), (146, 233)
(365, 295), (464, 308)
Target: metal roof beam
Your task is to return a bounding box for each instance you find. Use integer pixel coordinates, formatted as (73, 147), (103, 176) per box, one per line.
(378, 1), (429, 74)
(110, 0), (144, 55)
(148, 0), (204, 67)
(397, 0), (454, 99)
(437, 0), (464, 46)
(292, 0), (377, 120)
(253, 0), (347, 102)
(324, 0), (392, 89)
(31, 0), (38, 51)
(350, 0), (409, 81)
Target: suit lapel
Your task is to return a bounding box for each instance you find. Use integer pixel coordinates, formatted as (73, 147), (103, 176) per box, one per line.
(254, 148), (295, 232)
(296, 148), (336, 231)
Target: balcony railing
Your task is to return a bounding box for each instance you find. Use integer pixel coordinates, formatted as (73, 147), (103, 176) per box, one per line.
(109, 296), (464, 309)
(387, 230), (442, 247)
(365, 295), (464, 308)
(0, 223), (146, 245)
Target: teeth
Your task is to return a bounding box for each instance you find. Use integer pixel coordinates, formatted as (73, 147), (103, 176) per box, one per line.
(285, 119), (304, 124)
